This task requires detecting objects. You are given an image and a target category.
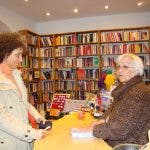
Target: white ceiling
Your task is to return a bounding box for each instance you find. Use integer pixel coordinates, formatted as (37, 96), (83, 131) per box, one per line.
(0, 0), (150, 22)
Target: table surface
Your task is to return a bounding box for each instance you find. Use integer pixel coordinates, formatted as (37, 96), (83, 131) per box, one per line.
(34, 112), (112, 150)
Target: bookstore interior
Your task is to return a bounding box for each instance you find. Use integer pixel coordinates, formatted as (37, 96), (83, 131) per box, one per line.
(19, 27), (150, 114)
(0, 1), (150, 150)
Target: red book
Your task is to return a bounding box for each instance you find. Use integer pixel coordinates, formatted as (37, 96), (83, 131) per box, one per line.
(77, 69), (85, 79)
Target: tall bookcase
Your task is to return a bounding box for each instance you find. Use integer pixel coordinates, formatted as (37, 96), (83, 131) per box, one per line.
(19, 26), (150, 111)
(76, 30), (100, 99)
(19, 30), (43, 111)
(100, 27), (150, 84)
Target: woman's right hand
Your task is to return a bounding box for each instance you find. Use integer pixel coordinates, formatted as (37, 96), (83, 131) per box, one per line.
(35, 129), (47, 140)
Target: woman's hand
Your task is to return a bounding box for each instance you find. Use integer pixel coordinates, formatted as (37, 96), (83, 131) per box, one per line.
(91, 119), (105, 128)
(35, 129), (47, 140)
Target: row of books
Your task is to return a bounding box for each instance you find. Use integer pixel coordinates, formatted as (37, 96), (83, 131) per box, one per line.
(55, 45), (98, 57)
(55, 46), (76, 57)
(28, 58), (39, 68)
(40, 59), (54, 68)
(40, 36), (53, 46)
(55, 33), (98, 45)
(77, 80), (98, 91)
(29, 70), (40, 81)
(77, 57), (99, 68)
(29, 93), (39, 105)
(100, 30), (149, 42)
(25, 29), (149, 46)
(41, 70), (54, 80)
(40, 48), (53, 57)
(28, 47), (39, 57)
(28, 82), (40, 93)
(22, 56), (28, 68)
(56, 34), (76, 45)
(102, 56), (117, 67)
(55, 80), (76, 90)
(76, 44), (98, 55)
(29, 93), (46, 113)
(25, 42), (148, 58)
(42, 81), (55, 91)
(42, 92), (53, 103)
(77, 69), (99, 79)
(101, 42), (149, 54)
(55, 69), (76, 79)
(101, 32), (123, 42)
(77, 32), (98, 43)
(27, 33), (38, 45)
(29, 93), (45, 112)
(124, 30), (149, 41)
(23, 68), (100, 81)
(55, 58), (76, 68)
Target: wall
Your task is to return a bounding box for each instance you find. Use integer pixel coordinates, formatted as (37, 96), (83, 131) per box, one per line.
(36, 11), (150, 34)
(0, 20), (11, 32)
(0, 5), (37, 32)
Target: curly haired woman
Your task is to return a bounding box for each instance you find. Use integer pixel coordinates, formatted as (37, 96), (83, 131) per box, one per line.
(0, 32), (47, 150)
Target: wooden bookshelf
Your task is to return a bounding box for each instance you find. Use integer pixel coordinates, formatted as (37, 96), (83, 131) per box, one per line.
(100, 27), (150, 85)
(19, 26), (150, 112)
(19, 30), (43, 112)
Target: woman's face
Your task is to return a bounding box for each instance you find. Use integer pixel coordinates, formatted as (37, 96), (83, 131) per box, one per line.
(5, 48), (23, 69)
(116, 56), (136, 84)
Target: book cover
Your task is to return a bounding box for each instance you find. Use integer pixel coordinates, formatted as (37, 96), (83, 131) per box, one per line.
(77, 69), (85, 79)
(93, 57), (99, 67)
(71, 128), (94, 138)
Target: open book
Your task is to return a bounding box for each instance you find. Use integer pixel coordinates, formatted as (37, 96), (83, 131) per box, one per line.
(71, 128), (94, 138)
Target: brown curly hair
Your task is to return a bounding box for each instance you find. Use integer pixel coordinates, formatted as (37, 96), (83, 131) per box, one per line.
(0, 32), (25, 63)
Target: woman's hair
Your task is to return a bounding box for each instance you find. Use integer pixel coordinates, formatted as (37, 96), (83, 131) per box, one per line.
(116, 53), (144, 76)
(0, 32), (25, 63)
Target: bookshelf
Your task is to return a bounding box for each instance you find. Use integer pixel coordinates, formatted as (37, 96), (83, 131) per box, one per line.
(54, 32), (77, 100)
(39, 34), (55, 111)
(19, 26), (150, 112)
(19, 30), (43, 111)
(100, 27), (150, 84)
(76, 30), (100, 99)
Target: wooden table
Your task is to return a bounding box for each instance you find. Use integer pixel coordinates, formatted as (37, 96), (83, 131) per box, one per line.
(34, 112), (112, 150)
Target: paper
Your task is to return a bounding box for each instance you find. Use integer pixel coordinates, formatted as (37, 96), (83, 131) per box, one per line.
(71, 128), (94, 138)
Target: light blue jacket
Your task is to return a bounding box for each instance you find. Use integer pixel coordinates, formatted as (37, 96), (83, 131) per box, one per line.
(0, 69), (44, 150)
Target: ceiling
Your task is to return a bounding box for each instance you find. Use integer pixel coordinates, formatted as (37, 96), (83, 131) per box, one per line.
(0, 0), (150, 22)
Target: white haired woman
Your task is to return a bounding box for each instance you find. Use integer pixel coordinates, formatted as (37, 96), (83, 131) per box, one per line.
(78, 53), (150, 147)
(92, 53), (150, 146)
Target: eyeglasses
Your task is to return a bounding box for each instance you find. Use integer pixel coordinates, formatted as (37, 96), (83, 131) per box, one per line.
(116, 65), (134, 70)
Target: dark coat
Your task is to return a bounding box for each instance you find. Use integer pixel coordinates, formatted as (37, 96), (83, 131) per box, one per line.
(93, 76), (150, 147)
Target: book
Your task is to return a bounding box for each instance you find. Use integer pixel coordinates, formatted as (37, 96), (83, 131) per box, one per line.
(77, 69), (85, 79)
(71, 128), (94, 138)
(93, 57), (99, 67)
(34, 70), (40, 79)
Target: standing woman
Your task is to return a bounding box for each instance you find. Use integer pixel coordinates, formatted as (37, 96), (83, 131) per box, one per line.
(0, 32), (46, 150)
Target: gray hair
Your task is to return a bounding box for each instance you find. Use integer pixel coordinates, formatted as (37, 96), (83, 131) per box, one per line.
(116, 53), (144, 75)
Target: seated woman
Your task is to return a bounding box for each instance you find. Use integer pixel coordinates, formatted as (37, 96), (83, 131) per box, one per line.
(82, 53), (150, 147)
